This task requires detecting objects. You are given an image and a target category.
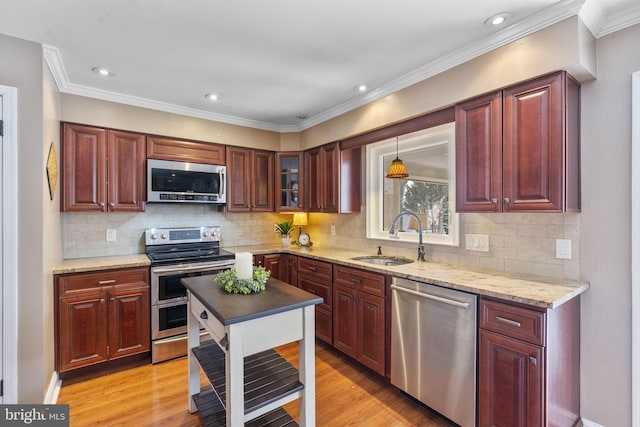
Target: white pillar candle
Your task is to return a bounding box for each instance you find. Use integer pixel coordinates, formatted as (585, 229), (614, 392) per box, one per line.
(235, 252), (253, 280)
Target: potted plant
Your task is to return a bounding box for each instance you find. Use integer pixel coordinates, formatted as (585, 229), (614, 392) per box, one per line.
(274, 220), (294, 248)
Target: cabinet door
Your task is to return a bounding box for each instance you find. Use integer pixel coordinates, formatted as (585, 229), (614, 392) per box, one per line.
(147, 135), (225, 164)
(276, 152), (304, 212)
(252, 149), (275, 212)
(62, 123), (107, 212)
(282, 254), (298, 287)
(479, 330), (543, 427)
(455, 91), (503, 212)
(262, 253), (283, 281)
(58, 291), (109, 372)
(358, 292), (385, 375)
(108, 285), (150, 360)
(226, 146), (252, 212)
(333, 284), (358, 358)
(321, 142), (340, 213)
(304, 147), (322, 212)
(503, 72), (564, 211)
(107, 130), (146, 212)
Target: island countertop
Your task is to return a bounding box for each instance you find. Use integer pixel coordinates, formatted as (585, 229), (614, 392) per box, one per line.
(182, 275), (323, 325)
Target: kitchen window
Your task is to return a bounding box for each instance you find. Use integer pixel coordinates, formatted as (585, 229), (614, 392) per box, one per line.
(365, 122), (459, 246)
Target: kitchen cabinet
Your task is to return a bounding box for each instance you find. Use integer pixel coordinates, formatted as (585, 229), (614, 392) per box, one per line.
(298, 257), (333, 344)
(226, 146), (275, 212)
(55, 267), (150, 376)
(456, 71), (580, 212)
(282, 254), (299, 287)
(305, 142), (339, 213)
(478, 296), (580, 427)
(254, 253), (284, 280)
(332, 265), (385, 375)
(276, 152), (304, 212)
(147, 135), (225, 165)
(62, 123), (146, 212)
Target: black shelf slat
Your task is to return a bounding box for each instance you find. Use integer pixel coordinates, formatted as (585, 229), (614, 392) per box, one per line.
(192, 340), (303, 417)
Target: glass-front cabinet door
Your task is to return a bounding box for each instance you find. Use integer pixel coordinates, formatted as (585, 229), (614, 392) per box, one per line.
(276, 152), (304, 212)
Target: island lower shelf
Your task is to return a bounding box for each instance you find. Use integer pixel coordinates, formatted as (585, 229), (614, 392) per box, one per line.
(191, 340), (302, 426)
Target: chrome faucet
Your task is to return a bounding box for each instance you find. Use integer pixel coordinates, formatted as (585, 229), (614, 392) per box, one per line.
(389, 210), (426, 262)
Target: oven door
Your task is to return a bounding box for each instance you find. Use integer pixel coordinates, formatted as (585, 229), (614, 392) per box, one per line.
(151, 260), (234, 306)
(152, 300), (188, 340)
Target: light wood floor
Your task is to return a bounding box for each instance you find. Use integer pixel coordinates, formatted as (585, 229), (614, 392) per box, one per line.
(57, 341), (454, 426)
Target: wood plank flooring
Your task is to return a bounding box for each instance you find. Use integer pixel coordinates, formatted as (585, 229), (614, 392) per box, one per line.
(57, 341), (455, 426)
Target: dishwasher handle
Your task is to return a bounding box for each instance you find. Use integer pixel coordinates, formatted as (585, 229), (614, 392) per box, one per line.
(391, 284), (471, 309)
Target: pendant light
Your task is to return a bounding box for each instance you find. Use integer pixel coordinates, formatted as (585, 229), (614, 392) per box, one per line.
(385, 137), (409, 179)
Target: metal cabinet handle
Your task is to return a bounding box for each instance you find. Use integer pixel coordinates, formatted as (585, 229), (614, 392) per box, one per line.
(351, 277), (362, 284)
(529, 356), (537, 365)
(308, 266), (317, 272)
(503, 197), (511, 205)
(491, 198), (498, 205)
(99, 279), (116, 285)
(99, 202), (105, 207)
(496, 316), (521, 328)
(200, 310), (208, 320)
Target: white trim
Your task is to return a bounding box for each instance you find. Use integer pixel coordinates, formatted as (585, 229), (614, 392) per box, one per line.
(631, 70), (640, 427)
(581, 418), (605, 427)
(44, 372), (61, 405)
(0, 84), (18, 403)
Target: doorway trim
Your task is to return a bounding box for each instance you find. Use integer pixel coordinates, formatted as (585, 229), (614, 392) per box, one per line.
(0, 84), (18, 403)
(631, 70), (640, 427)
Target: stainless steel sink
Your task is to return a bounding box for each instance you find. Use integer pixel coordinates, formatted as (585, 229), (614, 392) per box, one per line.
(350, 255), (414, 266)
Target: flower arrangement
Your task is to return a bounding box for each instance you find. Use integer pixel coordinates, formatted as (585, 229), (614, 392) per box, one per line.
(215, 266), (271, 294)
(274, 220), (294, 236)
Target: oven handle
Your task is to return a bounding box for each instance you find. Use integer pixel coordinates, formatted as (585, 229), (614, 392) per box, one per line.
(151, 262), (233, 274)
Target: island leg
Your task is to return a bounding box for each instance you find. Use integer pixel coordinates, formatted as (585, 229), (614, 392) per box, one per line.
(187, 293), (201, 413)
(299, 305), (316, 426)
(226, 323), (245, 426)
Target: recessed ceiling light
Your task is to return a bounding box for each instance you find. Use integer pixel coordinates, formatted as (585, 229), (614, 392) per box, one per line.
(484, 12), (511, 27)
(91, 67), (114, 77)
(354, 84), (368, 93)
(204, 93), (218, 101)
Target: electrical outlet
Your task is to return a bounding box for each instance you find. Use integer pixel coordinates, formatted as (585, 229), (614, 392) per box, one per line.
(106, 228), (117, 242)
(465, 234), (489, 252)
(556, 239), (572, 259)
(330, 225), (336, 236)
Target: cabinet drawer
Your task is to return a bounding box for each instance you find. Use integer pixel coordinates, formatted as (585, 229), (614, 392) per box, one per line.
(298, 277), (331, 312)
(57, 267), (149, 295)
(298, 258), (332, 283)
(190, 293), (225, 343)
(480, 298), (546, 346)
(333, 265), (385, 297)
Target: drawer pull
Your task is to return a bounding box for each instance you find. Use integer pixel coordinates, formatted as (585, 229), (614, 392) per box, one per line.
(350, 277), (362, 283)
(308, 267), (317, 272)
(98, 279), (116, 285)
(496, 316), (521, 328)
(200, 310), (208, 320)
(529, 356), (537, 365)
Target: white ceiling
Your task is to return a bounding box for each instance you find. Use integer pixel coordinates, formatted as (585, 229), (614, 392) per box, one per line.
(1, 0), (638, 132)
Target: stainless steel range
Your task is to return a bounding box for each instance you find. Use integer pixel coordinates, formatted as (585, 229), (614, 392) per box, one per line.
(145, 226), (235, 363)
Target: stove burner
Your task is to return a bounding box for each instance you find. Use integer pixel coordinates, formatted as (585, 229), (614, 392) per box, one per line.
(145, 226), (233, 265)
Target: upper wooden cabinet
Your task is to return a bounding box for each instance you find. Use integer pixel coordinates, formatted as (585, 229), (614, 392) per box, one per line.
(62, 123), (146, 212)
(305, 142), (361, 213)
(456, 71), (580, 213)
(226, 146), (274, 212)
(147, 135), (225, 165)
(276, 152), (304, 212)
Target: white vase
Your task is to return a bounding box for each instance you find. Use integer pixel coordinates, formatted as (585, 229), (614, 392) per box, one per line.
(280, 235), (291, 248)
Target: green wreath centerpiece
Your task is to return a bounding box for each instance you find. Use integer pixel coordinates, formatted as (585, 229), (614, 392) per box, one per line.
(215, 266), (271, 294)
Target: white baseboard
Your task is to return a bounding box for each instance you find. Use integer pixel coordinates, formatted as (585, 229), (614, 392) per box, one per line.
(582, 418), (605, 427)
(44, 371), (61, 404)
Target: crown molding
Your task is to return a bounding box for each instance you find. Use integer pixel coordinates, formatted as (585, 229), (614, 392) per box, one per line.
(45, 0), (640, 134)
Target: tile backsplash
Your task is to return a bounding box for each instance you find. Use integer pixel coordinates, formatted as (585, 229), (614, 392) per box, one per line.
(63, 205), (580, 281)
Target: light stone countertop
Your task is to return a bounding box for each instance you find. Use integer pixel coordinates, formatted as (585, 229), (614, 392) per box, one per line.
(51, 245), (588, 309)
(52, 254), (151, 274)
(229, 244), (589, 309)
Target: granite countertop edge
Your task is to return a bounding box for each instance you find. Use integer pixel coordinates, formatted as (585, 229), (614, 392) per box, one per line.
(51, 245), (589, 309)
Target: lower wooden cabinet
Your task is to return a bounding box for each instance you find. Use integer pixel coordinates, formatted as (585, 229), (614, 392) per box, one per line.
(298, 258), (333, 345)
(333, 265), (386, 375)
(55, 267), (150, 374)
(478, 296), (580, 427)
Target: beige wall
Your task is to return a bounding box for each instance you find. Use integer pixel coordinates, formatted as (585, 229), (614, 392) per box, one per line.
(60, 94), (282, 151)
(0, 33), (46, 403)
(579, 23), (640, 426)
(42, 60), (63, 397)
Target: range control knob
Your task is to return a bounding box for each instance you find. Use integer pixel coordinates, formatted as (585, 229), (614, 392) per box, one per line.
(202, 230), (210, 237)
(161, 233), (168, 240)
(151, 233), (159, 240)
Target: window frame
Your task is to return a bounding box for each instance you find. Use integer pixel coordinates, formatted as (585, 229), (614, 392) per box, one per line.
(365, 122), (460, 247)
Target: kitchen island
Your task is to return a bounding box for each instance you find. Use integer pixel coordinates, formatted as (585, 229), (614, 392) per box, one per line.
(182, 275), (322, 426)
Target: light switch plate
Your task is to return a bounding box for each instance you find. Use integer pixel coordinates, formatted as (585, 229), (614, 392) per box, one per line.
(330, 225), (336, 236)
(556, 239), (572, 259)
(106, 228), (117, 242)
(465, 234), (489, 252)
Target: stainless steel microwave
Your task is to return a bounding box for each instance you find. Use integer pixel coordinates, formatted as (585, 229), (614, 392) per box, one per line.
(147, 159), (226, 204)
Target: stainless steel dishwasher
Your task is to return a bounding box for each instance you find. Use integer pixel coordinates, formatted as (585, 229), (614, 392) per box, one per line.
(391, 277), (477, 427)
